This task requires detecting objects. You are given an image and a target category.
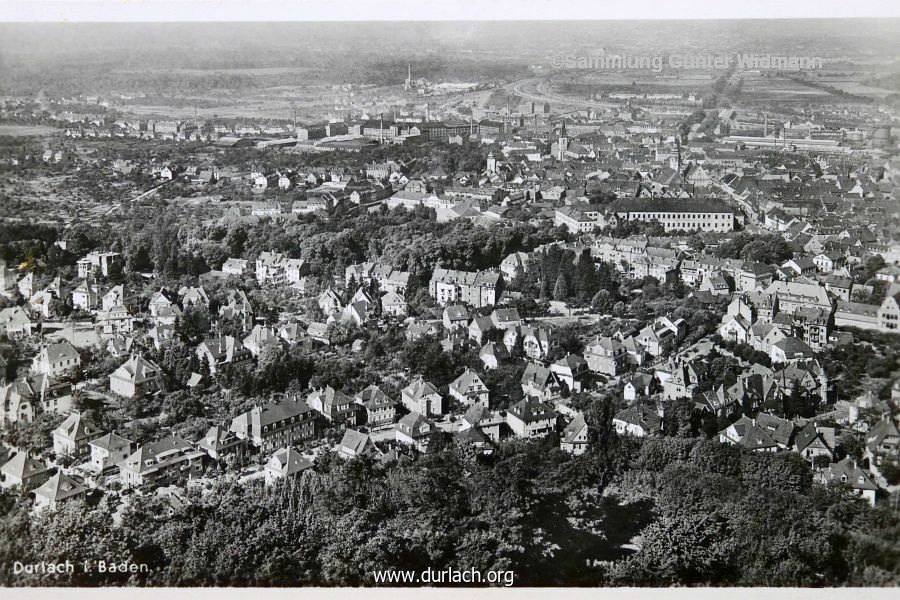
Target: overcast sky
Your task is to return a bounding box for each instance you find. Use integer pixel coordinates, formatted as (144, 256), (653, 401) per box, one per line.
(1, 0), (899, 22)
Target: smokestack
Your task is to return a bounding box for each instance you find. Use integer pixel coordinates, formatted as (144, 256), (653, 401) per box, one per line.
(380, 113), (384, 144)
(764, 113), (768, 137)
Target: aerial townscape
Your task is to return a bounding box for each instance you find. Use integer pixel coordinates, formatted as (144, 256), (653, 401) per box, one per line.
(0, 16), (899, 588)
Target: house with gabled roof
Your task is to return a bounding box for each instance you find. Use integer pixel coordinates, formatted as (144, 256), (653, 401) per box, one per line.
(119, 436), (205, 489)
(550, 354), (589, 393)
(520, 362), (561, 401)
(401, 377), (444, 416)
(1, 375), (73, 424)
(264, 447), (313, 485)
(613, 403), (662, 437)
(506, 397), (557, 438)
(33, 472), (87, 510)
(148, 288), (180, 322)
(443, 304), (470, 331)
(560, 414), (589, 455)
(584, 336), (626, 376)
(621, 336), (648, 367)
(865, 418), (900, 465)
(109, 353), (163, 398)
(307, 386), (358, 424)
(197, 424), (247, 461)
(460, 403), (503, 442)
(770, 337), (816, 364)
(0, 452), (52, 489)
(197, 336), (252, 374)
(718, 416), (779, 452)
(180, 286), (210, 308)
(516, 325), (557, 360)
(695, 385), (740, 418)
(754, 412), (795, 449)
(449, 368), (490, 407)
(663, 360), (705, 400)
(395, 412), (435, 452)
(490, 307), (522, 330)
(381, 291), (407, 317)
(355, 385), (397, 428)
(818, 458), (878, 506)
(479, 341), (507, 371)
(336, 429), (381, 460)
(242, 325), (279, 357)
(623, 372), (656, 402)
(455, 426), (494, 455)
(794, 421), (836, 464)
(406, 320), (440, 342)
(52, 412), (103, 458)
(318, 288), (343, 316)
(32, 342), (81, 377)
(468, 316), (495, 345)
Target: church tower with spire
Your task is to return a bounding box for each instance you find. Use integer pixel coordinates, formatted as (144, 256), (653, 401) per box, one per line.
(556, 120), (569, 161)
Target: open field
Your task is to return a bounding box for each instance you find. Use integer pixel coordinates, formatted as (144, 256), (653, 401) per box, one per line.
(0, 124), (60, 137)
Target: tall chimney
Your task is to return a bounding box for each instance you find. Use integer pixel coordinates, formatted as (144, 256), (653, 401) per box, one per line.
(379, 113), (384, 144)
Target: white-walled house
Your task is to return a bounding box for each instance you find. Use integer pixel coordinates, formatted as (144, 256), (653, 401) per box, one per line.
(109, 354), (163, 398)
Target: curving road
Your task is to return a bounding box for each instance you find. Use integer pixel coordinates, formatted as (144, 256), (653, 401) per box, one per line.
(505, 77), (694, 118)
(505, 78), (618, 111)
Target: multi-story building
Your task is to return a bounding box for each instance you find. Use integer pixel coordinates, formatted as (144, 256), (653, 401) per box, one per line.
(429, 268), (502, 308)
(877, 284), (900, 333)
(506, 398), (557, 438)
(52, 412), (104, 458)
(554, 204), (612, 234)
(31, 342), (81, 378)
(88, 432), (133, 474)
(306, 386), (358, 424)
(395, 412), (435, 452)
(354, 385), (397, 428)
(118, 436), (205, 489)
(610, 198), (737, 232)
(345, 262), (411, 298)
(401, 378), (444, 416)
(255, 251), (287, 285)
(230, 398), (319, 452)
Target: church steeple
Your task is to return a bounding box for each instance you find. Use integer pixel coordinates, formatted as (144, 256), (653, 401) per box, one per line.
(556, 120), (569, 161)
